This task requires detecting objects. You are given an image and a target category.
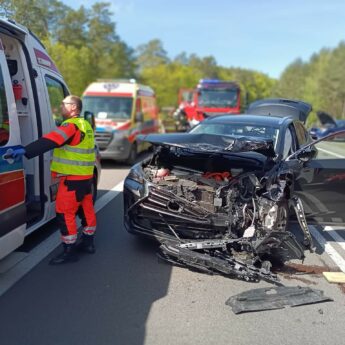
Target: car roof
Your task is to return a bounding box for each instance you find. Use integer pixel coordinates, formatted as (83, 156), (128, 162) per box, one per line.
(202, 114), (292, 127)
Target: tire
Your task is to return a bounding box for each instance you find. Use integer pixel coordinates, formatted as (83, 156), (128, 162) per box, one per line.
(126, 142), (137, 165)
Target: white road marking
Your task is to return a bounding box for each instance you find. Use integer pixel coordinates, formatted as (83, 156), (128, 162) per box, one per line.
(322, 225), (345, 252)
(0, 181), (124, 297)
(317, 147), (345, 159)
(309, 225), (345, 273)
(94, 181), (123, 212)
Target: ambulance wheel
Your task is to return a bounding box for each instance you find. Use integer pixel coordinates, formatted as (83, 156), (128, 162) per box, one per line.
(127, 142), (137, 165)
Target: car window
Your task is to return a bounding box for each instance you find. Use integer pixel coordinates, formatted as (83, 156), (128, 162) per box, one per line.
(294, 121), (308, 146)
(83, 96), (133, 120)
(190, 123), (280, 148)
(282, 127), (298, 158)
(45, 75), (68, 126)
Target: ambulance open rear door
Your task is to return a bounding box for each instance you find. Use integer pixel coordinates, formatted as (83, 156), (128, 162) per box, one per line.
(0, 37), (26, 260)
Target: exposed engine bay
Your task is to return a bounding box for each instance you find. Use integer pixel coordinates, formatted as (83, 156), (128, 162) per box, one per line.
(125, 138), (314, 285)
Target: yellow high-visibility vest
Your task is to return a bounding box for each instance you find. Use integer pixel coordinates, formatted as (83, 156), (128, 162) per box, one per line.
(51, 117), (95, 175)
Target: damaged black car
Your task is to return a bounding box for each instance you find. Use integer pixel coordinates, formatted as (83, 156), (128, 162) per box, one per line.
(123, 99), (345, 284)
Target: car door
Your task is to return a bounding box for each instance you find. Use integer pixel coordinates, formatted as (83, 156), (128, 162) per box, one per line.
(294, 130), (345, 225)
(0, 37), (26, 258)
(40, 72), (69, 201)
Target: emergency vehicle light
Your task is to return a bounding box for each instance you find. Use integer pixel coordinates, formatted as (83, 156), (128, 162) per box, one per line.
(199, 79), (220, 84)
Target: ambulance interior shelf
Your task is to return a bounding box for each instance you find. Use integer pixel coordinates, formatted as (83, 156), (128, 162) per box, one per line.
(7, 59), (28, 107)
(6, 58), (39, 224)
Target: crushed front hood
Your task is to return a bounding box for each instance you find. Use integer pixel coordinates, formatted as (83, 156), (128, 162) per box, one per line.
(137, 133), (275, 157)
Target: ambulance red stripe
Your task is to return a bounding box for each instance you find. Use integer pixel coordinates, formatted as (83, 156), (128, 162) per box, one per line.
(0, 170), (25, 211)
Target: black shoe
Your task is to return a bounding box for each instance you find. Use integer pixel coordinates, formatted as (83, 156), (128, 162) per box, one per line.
(76, 234), (95, 254)
(49, 244), (79, 265)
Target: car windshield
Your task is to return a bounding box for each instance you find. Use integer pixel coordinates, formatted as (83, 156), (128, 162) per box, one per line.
(198, 89), (238, 107)
(83, 96), (133, 120)
(190, 122), (280, 149)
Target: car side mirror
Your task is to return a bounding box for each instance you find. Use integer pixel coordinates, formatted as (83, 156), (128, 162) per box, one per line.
(84, 111), (95, 130)
(54, 117), (63, 127)
(135, 111), (144, 123)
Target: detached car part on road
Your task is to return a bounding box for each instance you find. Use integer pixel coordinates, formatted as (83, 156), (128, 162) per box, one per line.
(309, 111), (345, 140)
(124, 100), (345, 284)
(226, 286), (333, 314)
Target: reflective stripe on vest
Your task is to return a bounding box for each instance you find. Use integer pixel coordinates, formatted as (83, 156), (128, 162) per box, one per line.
(54, 128), (69, 141)
(51, 117), (95, 176)
(52, 157), (94, 167)
(61, 146), (95, 154)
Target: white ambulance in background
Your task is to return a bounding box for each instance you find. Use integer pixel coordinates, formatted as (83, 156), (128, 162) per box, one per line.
(82, 79), (160, 164)
(0, 19), (101, 260)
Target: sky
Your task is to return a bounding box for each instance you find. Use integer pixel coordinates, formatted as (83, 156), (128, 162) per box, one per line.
(63, 0), (345, 79)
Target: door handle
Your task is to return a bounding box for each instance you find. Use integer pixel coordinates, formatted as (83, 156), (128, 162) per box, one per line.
(2, 148), (15, 164)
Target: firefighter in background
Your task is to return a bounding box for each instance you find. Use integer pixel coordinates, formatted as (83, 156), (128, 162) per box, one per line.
(8, 95), (97, 265)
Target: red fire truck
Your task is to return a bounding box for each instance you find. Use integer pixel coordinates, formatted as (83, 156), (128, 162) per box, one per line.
(173, 79), (241, 131)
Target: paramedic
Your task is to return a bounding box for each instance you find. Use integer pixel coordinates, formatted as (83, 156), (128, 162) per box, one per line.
(8, 95), (97, 265)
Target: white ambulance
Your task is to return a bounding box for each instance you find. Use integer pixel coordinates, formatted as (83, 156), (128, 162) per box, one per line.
(82, 79), (160, 164)
(0, 19), (101, 260)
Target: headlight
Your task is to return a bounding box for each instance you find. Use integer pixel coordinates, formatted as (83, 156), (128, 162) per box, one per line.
(113, 130), (128, 140)
(127, 164), (144, 184)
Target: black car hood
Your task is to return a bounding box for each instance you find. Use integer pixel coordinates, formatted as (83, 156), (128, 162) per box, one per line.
(137, 133), (276, 157)
(317, 111), (337, 127)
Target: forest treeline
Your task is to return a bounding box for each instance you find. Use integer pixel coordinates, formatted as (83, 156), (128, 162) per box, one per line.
(1, 0), (345, 125)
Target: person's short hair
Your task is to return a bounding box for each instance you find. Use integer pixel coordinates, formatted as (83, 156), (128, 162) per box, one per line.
(69, 95), (82, 112)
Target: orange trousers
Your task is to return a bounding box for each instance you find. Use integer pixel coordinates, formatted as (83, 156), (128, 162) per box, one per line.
(55, 177), (96, 244)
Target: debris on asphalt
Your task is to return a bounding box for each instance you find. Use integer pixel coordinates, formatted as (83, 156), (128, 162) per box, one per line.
(323, 272), (345, 283)
(280, 262), (330, 275)
(225, 286), (333, 314)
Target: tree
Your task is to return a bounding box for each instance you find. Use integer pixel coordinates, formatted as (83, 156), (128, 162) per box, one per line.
(45, 40), (94, 96)
(317, 42), (345, 117)
(136, 39), (170, 70)
(140, 63), (202, 107)
(0, 0), (49, 39)
(97, 40), (137, 79)
(274, 58), (309, 100)
(188, 54), (218, 78)
(88, 2), (118, 53)
(173, 52), (190, 65)
(54, 6), (89, 48)
(0, 0), (12, 17)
